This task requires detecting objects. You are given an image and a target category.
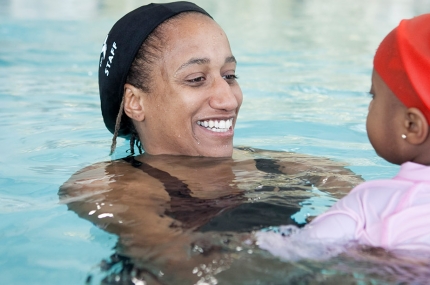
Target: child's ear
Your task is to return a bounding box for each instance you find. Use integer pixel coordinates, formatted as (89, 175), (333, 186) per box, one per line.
(404, 107), (429, 145)
(123, 83), (146, 122)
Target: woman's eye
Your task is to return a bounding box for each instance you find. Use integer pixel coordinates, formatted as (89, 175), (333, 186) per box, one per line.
(223, 74), (239, 81)
(187, 76), (205, 83)
(369, 92), (375, 99)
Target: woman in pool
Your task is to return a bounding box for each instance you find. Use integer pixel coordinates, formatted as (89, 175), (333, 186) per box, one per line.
(257, 13), (430, 260)
(60, 2), (361, 283)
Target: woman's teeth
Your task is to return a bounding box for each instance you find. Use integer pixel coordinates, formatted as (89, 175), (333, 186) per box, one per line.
(197, 118), (233, 133)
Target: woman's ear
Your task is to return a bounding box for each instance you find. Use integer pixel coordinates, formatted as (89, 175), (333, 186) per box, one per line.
(403, 107), (429, 145)
(123, 83), (146, 122)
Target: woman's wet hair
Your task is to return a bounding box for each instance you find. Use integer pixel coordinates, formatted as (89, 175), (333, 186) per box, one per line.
(110, 12), (205, 156)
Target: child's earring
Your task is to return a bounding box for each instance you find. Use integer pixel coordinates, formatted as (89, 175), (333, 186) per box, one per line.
(401, 134), (407, 139)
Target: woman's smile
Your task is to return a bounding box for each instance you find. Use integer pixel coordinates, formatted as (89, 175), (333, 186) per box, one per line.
(196, 118), (234, 133)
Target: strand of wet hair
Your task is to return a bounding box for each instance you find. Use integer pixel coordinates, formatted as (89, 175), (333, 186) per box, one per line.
(110, 98), (143, 156)
(129, 131), (136, 156)
(110, 96), (125, 155)
(136, 140), (143, 154)
(128, 126), (143, 156)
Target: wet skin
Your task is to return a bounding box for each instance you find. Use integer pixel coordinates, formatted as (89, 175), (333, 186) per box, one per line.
(59, 148), (362, 283)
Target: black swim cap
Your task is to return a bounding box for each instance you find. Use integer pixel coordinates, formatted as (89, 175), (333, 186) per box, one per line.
(98, 2), (211, 137)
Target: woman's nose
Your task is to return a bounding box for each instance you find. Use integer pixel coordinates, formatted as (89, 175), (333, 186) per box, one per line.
(209, 78), (240, 111)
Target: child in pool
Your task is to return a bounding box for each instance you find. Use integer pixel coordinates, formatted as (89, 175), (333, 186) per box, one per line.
(257, 13), (430, 257)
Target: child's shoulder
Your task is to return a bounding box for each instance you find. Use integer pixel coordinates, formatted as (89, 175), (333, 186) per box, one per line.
(350, 162), (430, 196)
(340, 167), (430, 215)
(350, 177), (407, 195)
(395, 162), (430, 183)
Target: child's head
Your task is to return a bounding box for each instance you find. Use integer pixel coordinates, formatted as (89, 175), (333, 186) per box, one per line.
(367, 14), (430, 165)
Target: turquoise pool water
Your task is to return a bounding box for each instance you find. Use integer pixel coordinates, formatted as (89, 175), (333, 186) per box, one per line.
(1, 0), (429, 284)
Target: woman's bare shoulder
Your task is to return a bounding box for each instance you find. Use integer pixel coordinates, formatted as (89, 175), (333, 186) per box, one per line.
(59, 158), (160, 201)
(233, 146), (363, 198)
(234, 146), (357, 172)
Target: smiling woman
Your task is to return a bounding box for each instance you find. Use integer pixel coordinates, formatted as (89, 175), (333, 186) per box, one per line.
(97, 2), (242, 158)
(123, 12), (242, 157)
(59, 1), (363, 284)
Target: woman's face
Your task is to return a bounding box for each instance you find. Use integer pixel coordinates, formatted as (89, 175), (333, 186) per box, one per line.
(138, 13), (243, 157)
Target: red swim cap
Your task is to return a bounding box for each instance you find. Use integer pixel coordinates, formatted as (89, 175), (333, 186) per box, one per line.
(374, 13), (430, 123)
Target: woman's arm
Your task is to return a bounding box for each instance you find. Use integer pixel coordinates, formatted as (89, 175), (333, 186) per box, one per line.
(235, 147), (363, 199)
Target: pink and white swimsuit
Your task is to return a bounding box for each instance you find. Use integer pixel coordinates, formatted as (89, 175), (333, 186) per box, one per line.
(257, 162), (430, 259)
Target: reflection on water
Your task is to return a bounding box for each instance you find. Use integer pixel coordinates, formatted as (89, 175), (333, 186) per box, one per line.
(1, 0), (430, 284)
(59, 147), (361, 284)
(97, 235), (430, 285)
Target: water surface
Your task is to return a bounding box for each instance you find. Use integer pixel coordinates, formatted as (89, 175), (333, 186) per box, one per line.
(1, 0), (429, 284)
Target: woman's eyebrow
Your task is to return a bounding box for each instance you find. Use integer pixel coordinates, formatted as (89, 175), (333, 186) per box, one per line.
(176, 57), (210, 73)
(176, 56), (237, 73)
